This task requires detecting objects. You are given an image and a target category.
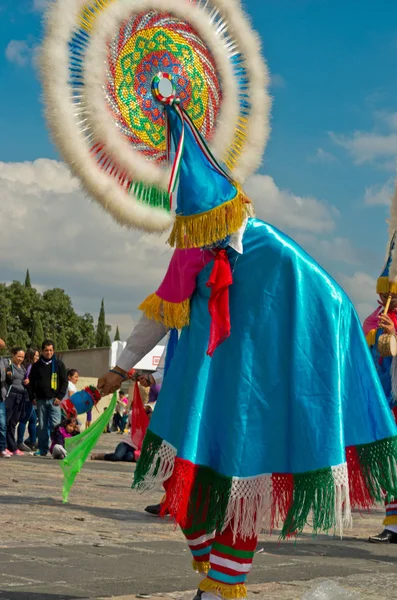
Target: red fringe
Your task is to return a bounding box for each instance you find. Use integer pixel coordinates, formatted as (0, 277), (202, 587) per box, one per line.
(270, 473), (294, 532)
(346, 446), (373, 510)
(160, 458), (199, 528)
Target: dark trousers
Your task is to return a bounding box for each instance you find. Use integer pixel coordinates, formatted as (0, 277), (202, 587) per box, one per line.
(17, 401), (37, 446)
(104, 442), (135, 462)
(5, 390), (27, 452)
(0, 401), (6, 452)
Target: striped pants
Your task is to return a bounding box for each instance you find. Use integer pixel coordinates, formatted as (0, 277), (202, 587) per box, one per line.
(183, 524), (257, 599)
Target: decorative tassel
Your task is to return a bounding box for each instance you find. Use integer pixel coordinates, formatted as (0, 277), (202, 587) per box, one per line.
(192, 560), (210, 574)
(168, 190), (252, 250)
(199, 577), (247, 600)
(377, 277), (397, 294)
(138, 292), (190, 329)
(365, 329), (377, 347)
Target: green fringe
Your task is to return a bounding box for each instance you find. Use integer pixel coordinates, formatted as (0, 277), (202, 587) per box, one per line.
(355, 436), (397, 503)
(281, 467), (335, 538)
(129, 182), (171, 211)
(133, 430), (164, 488)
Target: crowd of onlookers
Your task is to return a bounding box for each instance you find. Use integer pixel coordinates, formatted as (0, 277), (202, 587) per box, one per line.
(0, 337), (161, 461)
(0, 337), (83, 458)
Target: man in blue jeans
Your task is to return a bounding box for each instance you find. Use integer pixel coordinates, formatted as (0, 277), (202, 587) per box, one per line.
(29, 339), (68, 456)
(0, 338), (10, 458)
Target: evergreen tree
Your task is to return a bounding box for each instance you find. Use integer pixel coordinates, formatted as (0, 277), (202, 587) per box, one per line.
(0, 311), (7, 349)
(24, 269), (32, 288)
(114, 326), (121, 342)
(96, 299), (107, 347)
(104, 326), (112, 347)
(30, 313), (44, 349)
(57, 330), (69, 352)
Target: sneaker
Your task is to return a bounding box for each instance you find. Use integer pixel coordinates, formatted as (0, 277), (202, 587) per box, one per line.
(13, 449), (24, 456)
(0, 450), (11, 458)
(34, 451), (48, 457)
(5, 449), (13, 456)
(18, 442), (32, 452)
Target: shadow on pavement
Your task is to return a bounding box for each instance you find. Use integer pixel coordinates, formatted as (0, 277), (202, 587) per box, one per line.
(0, 495), (156, 523)
(257, 537), (397, 564)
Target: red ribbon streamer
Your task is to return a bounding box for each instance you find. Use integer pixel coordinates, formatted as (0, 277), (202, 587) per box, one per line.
(206, 249), (233, 357)
(131, 383), (150, 454)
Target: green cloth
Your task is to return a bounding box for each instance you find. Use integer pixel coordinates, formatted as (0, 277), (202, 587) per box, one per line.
(60, 392), (118, 502)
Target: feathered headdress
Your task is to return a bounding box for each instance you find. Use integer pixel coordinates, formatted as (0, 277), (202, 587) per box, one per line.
(40, 0), (271, 243)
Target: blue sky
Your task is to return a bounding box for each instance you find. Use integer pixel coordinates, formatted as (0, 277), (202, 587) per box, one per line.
(1, 0), (397, 333)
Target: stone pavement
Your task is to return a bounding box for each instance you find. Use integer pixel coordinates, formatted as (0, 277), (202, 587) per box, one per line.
(1, 433), (397, 600)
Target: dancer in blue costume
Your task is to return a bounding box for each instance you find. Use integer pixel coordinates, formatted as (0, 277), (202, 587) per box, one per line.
(364, 231), (397, 544)
(40, 0), (397, 595)
(99, 89), (397, 600)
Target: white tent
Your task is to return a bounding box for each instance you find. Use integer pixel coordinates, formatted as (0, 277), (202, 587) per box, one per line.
(109, 341), (165, 372)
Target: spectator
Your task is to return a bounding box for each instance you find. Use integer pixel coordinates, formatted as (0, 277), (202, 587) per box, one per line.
(114, 390), (128, 433)
(29, 339), (68, 457)
(64, 369), (79, 399)
(92, 405), (153, 462)
(5, 347), (29, 456)
(147, 374), (162, 405)
(0, 338), (10, 458)
(50, 418), (80, 459)
(17, 347), (40, 451)
(137, 375), (151, 405)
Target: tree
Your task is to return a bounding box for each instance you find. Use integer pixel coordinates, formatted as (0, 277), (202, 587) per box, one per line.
(24, 269), (32, 288)
(57, 330), (69, 352)
(30, 313), (44, 349)
(114, 326), (121, 342)
(96, 299), (107, 347)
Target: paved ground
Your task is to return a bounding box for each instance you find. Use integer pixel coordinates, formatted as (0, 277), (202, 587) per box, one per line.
(1, 433), (397, 600)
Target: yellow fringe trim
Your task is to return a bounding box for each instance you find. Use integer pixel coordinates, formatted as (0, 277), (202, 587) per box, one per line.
(384, 515), (397, 526)
(366, 329), (377, 347)
(377, 277), (397, 294)
(168, 189), (252, 249)
(199, 577), (247, 599)
(192, 560), (210, 574)
(138, 292), (190, 329)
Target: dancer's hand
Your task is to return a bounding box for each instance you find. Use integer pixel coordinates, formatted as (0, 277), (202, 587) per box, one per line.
(379, 314), (396, 335)
(97, 369), (126, 396)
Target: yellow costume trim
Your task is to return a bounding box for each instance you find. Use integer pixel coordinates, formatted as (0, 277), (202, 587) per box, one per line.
(377, 277), (397, 294)
(383, 515), (397, 526)
(192, 560), (210, 574)
(168, 189), (253, 250)
(139, 292), (190, 329)
(199, 577), (247, 599)
(365, 329), (377, 347)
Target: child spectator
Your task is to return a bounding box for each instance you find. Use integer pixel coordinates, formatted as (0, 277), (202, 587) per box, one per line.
(50, 418), (79, 460)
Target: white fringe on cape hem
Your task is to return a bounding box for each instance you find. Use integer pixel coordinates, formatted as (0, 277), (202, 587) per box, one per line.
(136, 440), (352, 539)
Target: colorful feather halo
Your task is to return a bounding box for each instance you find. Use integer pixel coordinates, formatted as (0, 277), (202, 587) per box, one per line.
(41, 0), (271, 232)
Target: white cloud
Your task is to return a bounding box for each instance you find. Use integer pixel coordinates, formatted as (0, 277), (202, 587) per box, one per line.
(0, 159), (172, 340)
(365, 178), (394, 206)
(270, 74), (286, 89)
(308, 148), (337, 164)
(5, 40), (33, 67)
(245, 174), (337, 234)
(330, 131), (397, 165)
(340, 271), (378, 321)
(330, 109), (397, 169)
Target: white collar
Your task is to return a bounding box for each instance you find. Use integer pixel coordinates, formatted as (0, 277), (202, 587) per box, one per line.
(228, 218), (248, 255)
